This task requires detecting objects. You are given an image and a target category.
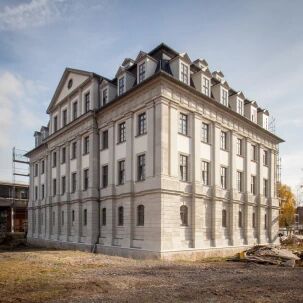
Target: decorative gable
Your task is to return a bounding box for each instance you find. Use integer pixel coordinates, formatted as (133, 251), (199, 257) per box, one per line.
(47, 68), (94, 114)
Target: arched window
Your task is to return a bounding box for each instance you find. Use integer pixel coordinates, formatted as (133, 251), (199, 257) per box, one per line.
(238, 211), (242, 228)
(118, 206), (124, 226)
(137, 205), (144, 226)
(252, 212), (256, 228)
(222, 209), (227, 227)
(102, 208), (106, 226)
(264, 214), (267, 229)
(180, 205), (188, 226)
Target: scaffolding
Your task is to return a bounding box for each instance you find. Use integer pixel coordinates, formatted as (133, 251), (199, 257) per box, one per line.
(11, 147), (29, 233)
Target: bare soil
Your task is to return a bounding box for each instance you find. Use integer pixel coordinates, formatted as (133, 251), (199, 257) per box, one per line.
(0, 247), (302, 303)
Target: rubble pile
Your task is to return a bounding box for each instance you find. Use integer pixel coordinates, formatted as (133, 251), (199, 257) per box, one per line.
(233, 245), (301, 267)
(280, 234), (303, 246)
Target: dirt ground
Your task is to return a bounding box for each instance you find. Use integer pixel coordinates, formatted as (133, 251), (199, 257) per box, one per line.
(0, 247), (302, 303)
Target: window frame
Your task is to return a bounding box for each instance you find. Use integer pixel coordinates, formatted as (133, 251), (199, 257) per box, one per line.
(220, 166), (227, 190)
(118, 76), (125, 96)
(179, 154), (189, 182)
(102, 208), (106, 226)
(180, 205), (188, 226)
(138, 62), (146, 83)
(118, 206), (124, 226)
(102, 88), (108, 106)
(83, 136), (89, 155)
(201, 160), (210, 186)
(137, 204), (145, 226)
(83, 168), (89, 191)
(201, 122), (210, 143)
(202, 76), (210, 96)
(236, 138), (243, 156)
(102, 130), (108, 150)
(84, 92), (90, 113)
(72, 101), (78, 120)
(118, 122), (126, 143)
(102, 165), (108, 188)
(71, 172), (77, 193)
(237, 171), (243, 193)
(179, 113), (188, 136)
(118, 160), (125, 185)
(180, 62), (189, 84)
(137, 112), (147, 136)
(137, 154), (146, 181)
(220, 131), (227, 150)
(222, 209), (227, 227)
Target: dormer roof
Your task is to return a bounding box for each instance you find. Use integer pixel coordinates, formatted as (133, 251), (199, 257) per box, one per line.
(245, 100), (258, 108)
(170, 52), (192, 64)
(193, 66), (212, 78)
(193, 58), (209, 69)
(135, 51), (147, 62)
(121, 58), (135, 68)
(235, 91), (245, 100)
(115, 66), (132, 78)
(258, 108), (269, 115)
(212, 70), (225, 81)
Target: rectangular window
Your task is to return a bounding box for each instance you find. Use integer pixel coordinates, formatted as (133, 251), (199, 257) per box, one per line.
(71, 142), (77, 159)
(61, 147), (66, 164)
(201, 122), (210, 143)
(179, 155), (188, 182)
(102, 165), (108, 188)
(83, 209), (87, 226)
(41, 184), (45, 199)
(180, 63), (188, 84)
(53, 116), (58, 132)
(137, 154), (146, 181)
(220, 131), (227, 150)
(179, 113), (188, 135)
(220, 166), (227, 189)
(252, 212), (256, 228)
(237, 138), (243, 156)
(202, 77), (210, 96)
(53, 178), (57, 196)
(72, 210), (75, 224)
(61, 176), (66, 195)
(102, 88), (108, 105)
(118, 77), (125, 95)
(263, 150), (268, 166)
(35, 186), (38, 201)
(84, 136), (89, 155)
(137, 112), (146, 135)
(83, 169), (89, 191)
(102, 208), (106, 226)
(138, 62), (146, 83)
(34, 163), (38, 177)
(61, 211), (64, 226)
(52, 151), (57, 167)
(251, 175), (256, 195)
(201, 161), (210, 185)
(102, 130), (108, 149)
(263, 179), (268, 197)
(237, 171), (243, 193)
(237, 99), (244, 115)
(73, 101), (78, 120)
(41, 160), (45, 174)
(118, 160), (125, 185)
(71, 172), (77, 193)
(221, 89), (228, 106)
(84, 92), (90, 113)
(52, 211), (55, 226)
(62, 109), (67, 127)
(251, 145), (257, 161)
(118, 122), (126, 143)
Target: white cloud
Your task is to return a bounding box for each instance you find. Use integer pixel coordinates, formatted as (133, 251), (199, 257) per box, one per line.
(0, 71), (46, 149)
(0, 0), (66, 31)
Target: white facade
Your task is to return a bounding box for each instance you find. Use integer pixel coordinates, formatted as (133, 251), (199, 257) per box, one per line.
(26, 44), (283, 259)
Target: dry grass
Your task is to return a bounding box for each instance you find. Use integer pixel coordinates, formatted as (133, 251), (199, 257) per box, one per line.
(0, 248), (302, 303)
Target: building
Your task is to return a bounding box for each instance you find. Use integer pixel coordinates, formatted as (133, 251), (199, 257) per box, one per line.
(0, 182), (28, 234)
(26, 43), (283, 259)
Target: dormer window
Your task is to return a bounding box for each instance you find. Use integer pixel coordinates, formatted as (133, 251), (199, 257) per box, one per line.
(118, 77), (125, 96)
(102, 88), (108, 105)
(237, 99), (244, 115)
(138, 62), (146, 83)
(221, 89), (228, 106)
(202, 77), (210, 96)
(180, 63), (189, 84)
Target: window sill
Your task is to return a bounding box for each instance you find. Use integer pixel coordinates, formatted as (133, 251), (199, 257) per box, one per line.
(236, 154), (244, 158)
(220, 148), (228, 152)
(100, 147), (108, 151)
(201, 140), (211, 145)
(116, 140), (126, 146)
(82, 153), (89, 156)
(135, 132), (147, 138)
(178, 132), (191, 138)
(136, 179), (145, 183)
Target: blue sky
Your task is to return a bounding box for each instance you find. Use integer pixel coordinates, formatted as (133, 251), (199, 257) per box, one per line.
(0, 0), (303, 195)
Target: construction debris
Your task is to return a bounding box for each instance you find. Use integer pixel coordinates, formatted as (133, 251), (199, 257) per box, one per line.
(231, 245), (300, 267)
(280, 234), (303, 246)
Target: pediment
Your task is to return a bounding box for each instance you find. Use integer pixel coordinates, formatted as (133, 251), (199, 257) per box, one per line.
(135, 51), (147, 62)
(179, 52), (192, 64)
(47, 68), (94, 114)
(236, 91), (245, 100)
